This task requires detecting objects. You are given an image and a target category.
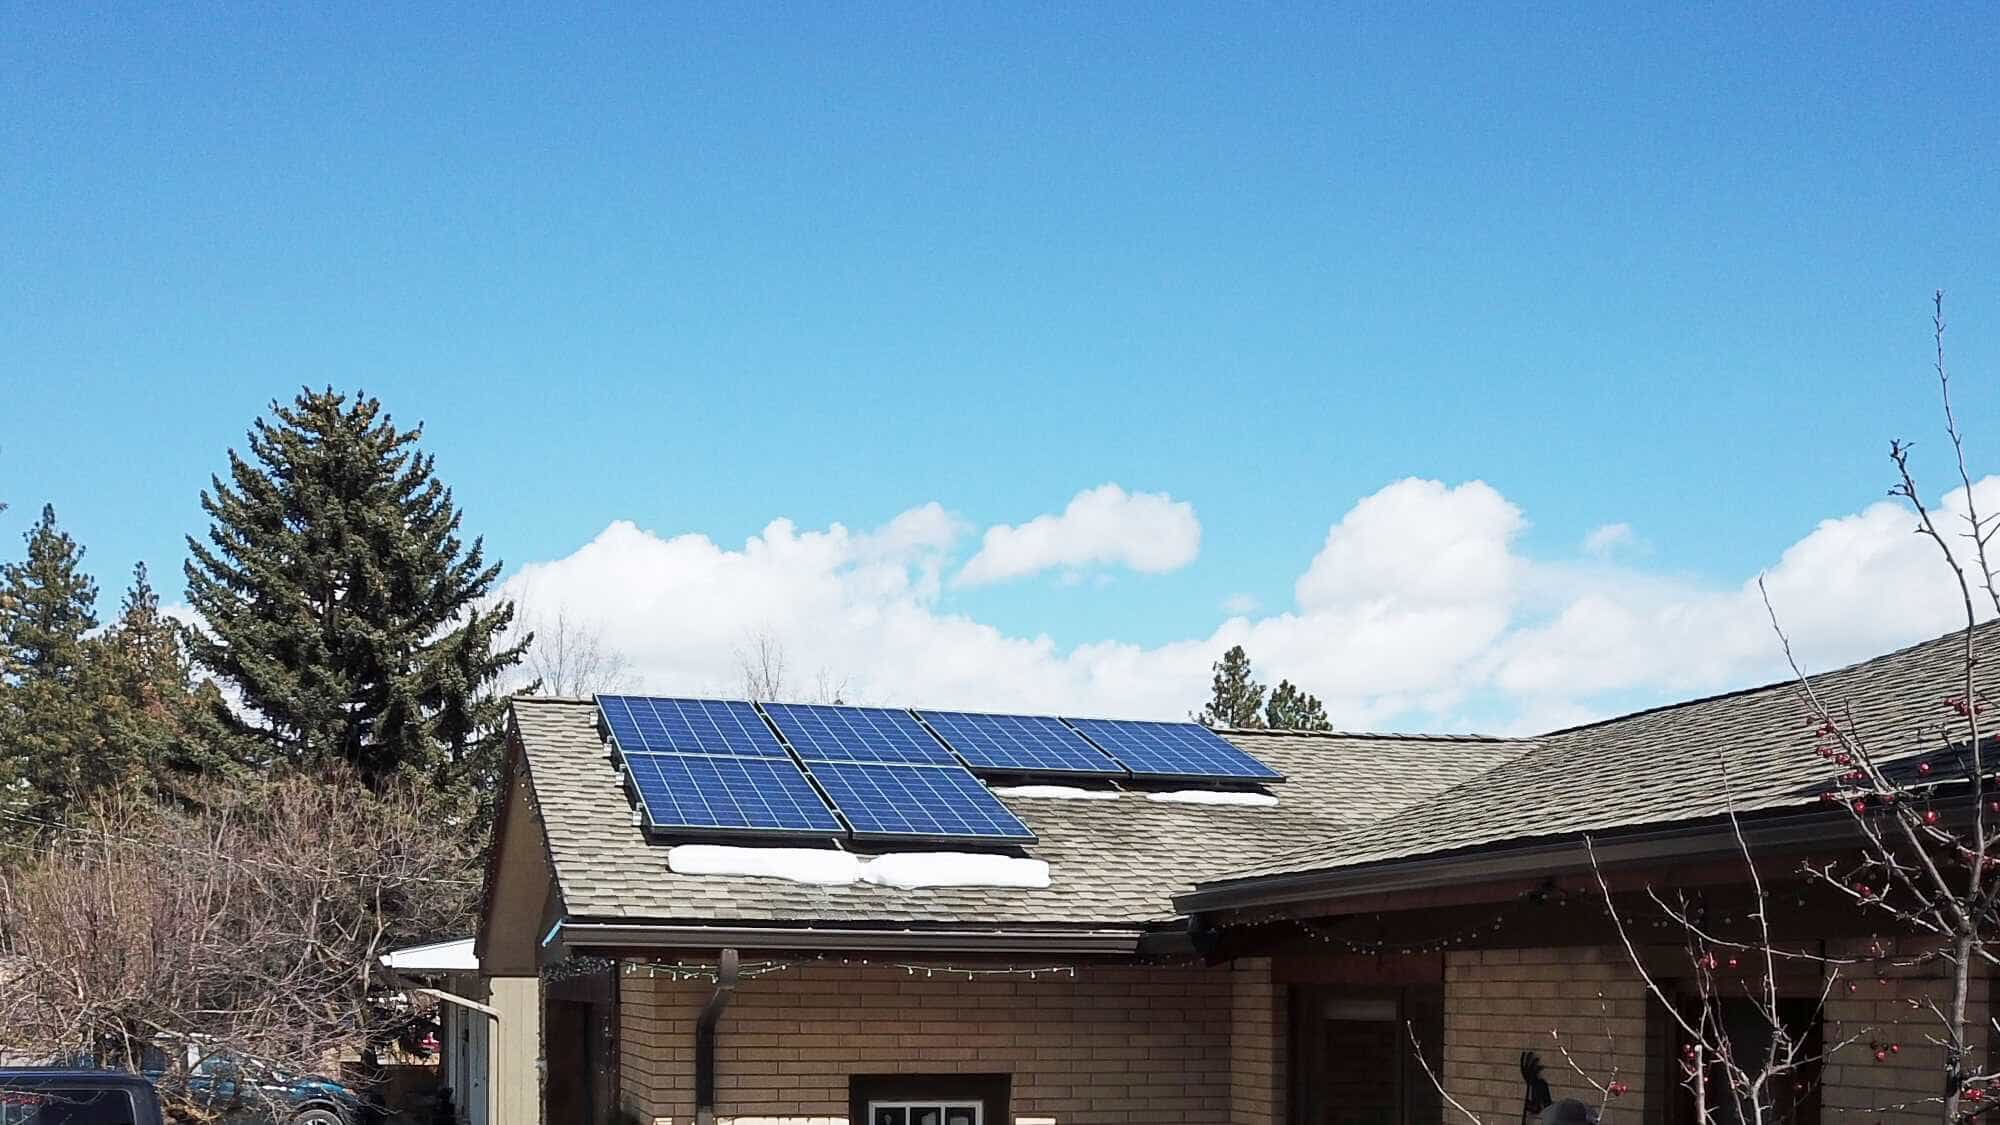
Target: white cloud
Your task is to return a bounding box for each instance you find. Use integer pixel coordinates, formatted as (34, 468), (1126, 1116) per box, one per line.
(1582, 522), (1636, 557)
(953, 484), (1200, 588)
(1293, 479), (1523, 612)
(494, 476), (2000, 733)
(1220, 593), (1260, 616)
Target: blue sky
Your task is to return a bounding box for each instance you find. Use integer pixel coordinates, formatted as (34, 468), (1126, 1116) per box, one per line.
(3, 7), (1997, 727)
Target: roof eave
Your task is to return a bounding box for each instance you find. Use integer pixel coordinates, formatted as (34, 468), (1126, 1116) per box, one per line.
(552, 919), (1149, 958)
(1175, 802), (1855, 915)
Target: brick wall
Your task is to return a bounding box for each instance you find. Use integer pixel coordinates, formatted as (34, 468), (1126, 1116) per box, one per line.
(1442, 942), (1996, 1125)
(1230, 958), (1285, 1125)
(1443, 947), (1650, 1123)
(619, 961), (1237, 1125)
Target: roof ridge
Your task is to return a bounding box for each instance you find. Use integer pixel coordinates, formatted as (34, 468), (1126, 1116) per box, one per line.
(1535, 620), (2000, 738)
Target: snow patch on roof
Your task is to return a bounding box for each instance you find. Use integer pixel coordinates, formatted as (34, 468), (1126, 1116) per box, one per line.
(1145, 790), (1279, 807)
(668, 845), (859, 885)
(990, 784), (1120, 800)
(860, 852), (1051, 890)
(667, 844), (1051, 890)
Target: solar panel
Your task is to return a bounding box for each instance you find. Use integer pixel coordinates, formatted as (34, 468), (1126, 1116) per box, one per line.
(1064, 718), (1285, 782)
(598, 695), (788, 758)
(918, 709), (1125, 776)
(810, 760), (1036, 842)
(623, 752), (843, 835)
(760, 703), (956, 765)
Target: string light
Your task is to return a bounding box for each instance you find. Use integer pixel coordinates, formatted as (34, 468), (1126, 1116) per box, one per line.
(603, 954), (1082, 983)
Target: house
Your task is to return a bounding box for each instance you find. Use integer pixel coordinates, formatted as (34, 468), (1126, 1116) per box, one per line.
(476, 623), (1998, 1125)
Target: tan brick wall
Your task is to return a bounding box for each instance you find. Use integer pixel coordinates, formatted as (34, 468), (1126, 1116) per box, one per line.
(1443, 947), (1649, 1123)
(1441, 941), (1997, 1125)
(1820, 939), (1992, 1125)
(619, 961), (1235, 1125)
(1229, 958), (1284, 1125)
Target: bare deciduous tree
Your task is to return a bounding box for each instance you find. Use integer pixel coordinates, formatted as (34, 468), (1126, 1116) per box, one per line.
(511, 603), (637, 697)
(734, 629), (853, 704)
(0, 776), (479, 1122)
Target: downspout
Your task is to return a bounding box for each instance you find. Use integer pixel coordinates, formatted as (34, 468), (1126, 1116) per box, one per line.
(695, 948), (740, 1125)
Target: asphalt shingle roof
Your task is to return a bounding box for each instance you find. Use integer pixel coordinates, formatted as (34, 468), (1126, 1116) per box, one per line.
(511, 698), (1527, 928)
(514, 625), (2000, 926)
(1203, 623), (2000, 888)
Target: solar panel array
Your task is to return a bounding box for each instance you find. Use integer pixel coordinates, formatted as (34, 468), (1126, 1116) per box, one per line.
(595, 695), (1284, 845)
(761, 703), (957, 764)
(812, 760), (1036, 840)
(1064, 717), (1285, 782)
(597, 695), (842, 835)
(600, 695), (789, 758)
(917, 710), (1123, 777)
(761, 703), (1035, 843)
(622, 752), (842, 835)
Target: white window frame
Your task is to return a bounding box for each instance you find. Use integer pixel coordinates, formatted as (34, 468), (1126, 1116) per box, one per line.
(866, 1100), (984, 1125)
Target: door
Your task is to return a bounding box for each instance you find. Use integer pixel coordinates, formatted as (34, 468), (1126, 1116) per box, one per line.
(545, 1000), (593, 1125)
(1290, 986), (1445, 1125)
(464, 1005), (490, 1125)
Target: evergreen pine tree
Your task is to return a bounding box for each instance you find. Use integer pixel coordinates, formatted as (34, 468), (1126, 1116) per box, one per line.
(0, 504), (98, 682)
(0, 505), (103, 827)
(1199, 644), (1266, 728)
(184, 388), (529, 790)
(96, 563), (253, 797)
(1265, 679), (1333, 731)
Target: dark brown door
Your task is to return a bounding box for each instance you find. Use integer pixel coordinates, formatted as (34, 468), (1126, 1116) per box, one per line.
(1656, 994), (1823, 1125)
(546, 999), (594, 1125)
(1290, 986), (1445, 1125)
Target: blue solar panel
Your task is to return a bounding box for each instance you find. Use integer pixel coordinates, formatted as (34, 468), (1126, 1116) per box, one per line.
(623, 752), (843, 835)
(760, 703), (956, 765)
(598, 695), (788, 758)
(1064, 718), (1285, 782)
(810, 760), (1035, 842)
(918, 710), (1125, 776)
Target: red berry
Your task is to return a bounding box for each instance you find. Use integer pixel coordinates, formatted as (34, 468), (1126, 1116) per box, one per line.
(1853, 799), (1869, 814)
(1967, 1088), (1984, 1102)
(1875, 1049), (1888, 1061)
(1836, 753), (1852, 766)
(1925, 810), (1941, 825)
(1608, 1081), (1629, 1098)
(1890, 1043), (1901, 1054)
(1727, 957), (1739, 968)
(1919, 762), (1933, 776)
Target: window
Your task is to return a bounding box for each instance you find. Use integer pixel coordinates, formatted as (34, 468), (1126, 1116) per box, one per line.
(849, 1075), (1007, 1125)
(866, 1101), (981, 1125)
(0, 1086), (140, 1125)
